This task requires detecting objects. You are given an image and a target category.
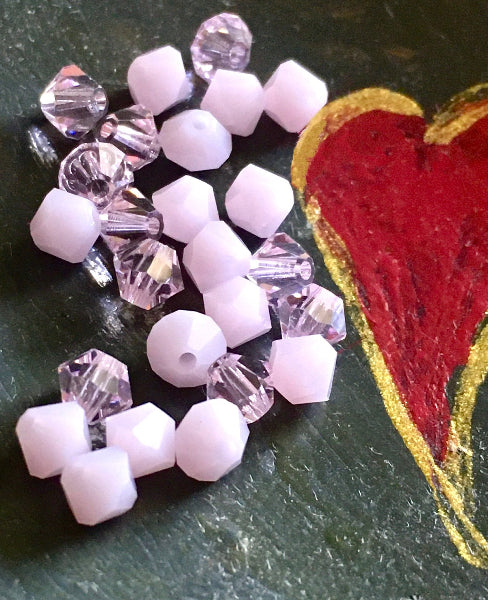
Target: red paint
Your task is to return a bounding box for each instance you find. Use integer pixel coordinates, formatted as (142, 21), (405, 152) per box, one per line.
(306, 110), (488, 462)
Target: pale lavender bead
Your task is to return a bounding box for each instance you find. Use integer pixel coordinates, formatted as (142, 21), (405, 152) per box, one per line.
(183, 221), (251, 293)
(153, 176), (219, 243)
(159, 109), (232, 172)
(30, 188), (100, 263)
(269, 335), (337, 404)
(127, 46), (191, 115)
(61, 447), (137, 526)
(147, 310), (227, 387)
(16, 402), (91, 479)
(264, 60), (328, 133)
(201, 69), (264, 136)
(106, 403), (175, 478)
(225, 164), (294, 238)
(203, 277), (271, 348)
(175, 398), (249, 481)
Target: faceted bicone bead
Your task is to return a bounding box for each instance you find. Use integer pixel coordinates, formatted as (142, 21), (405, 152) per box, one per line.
(247, 232), (315, 301)
(269, 335), (337, 404)
(16, 402), (91, 479)
(100, 187), (163, 253)
(264, 60), (328, 133)
(203, 277), (271, 348)
(201, 70), (264, 136)
(175, 398), (249, 481)
(127, 46), (191, 115)
(61, 447), (137, 526)
(30, 188), (100, 263)
(152, 176), (218, 243)
(114, 239), (184, 310)
(207, 353), (274, 423)
(191, 13), (252, 82)
(106, 403), (175, 477)
(183, 221), (251, 292)
(58, 349), (132, 424)
(147, 310), (227, 387)
(95, 104), (160, 170)
(59, 142), (134, 209)
(225, 164), (294, 238)
(40, 64), (108, 140)
(159, 109), (232, 171)
(277, 283), (347, 343)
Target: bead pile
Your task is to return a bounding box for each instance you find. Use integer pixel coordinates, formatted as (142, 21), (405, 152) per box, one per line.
(17, 13), (346, 526)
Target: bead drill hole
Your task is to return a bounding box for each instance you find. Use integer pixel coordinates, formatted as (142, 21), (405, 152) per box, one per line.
(179, 352), (197, 368)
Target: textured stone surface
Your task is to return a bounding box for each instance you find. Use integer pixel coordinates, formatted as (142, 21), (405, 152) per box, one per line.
(127, 46), (191, 115)
(225, 164), (294, 237)
(147, 310), (227, 387)
(264, 60), (328, 132)
(159, 109), (232, 171)
(16, 402), (91, 478)
(201, 70), (264, 136)
(175, 398), (249, 481)
(203, 277), (271, 348)
(269, 335), (337, 404)
(153, 175), (218, 243)
(30, 188), (100, 263)
(60, 446), (137, 526)
(183, 221), (251, 292)
(106, 403), (175, 477)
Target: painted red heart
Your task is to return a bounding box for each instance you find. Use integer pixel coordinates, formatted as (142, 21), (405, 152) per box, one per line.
(292, 87), (488, 567)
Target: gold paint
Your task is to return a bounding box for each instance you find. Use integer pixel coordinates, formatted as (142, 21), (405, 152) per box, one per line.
(294, 88), (488, 567)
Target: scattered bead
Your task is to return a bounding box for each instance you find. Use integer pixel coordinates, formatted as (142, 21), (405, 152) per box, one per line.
(30, 188), (100, 263)
(16, 402), (91, 479)
(127, 46), (191, 115)
(147, 310), (227, 387)
(152, 175), (218, 243)
(159, 109), (232, 171)
(106, 403), (175, 478)
(175, 398), (249, 481)
(60, 446), (137, 526)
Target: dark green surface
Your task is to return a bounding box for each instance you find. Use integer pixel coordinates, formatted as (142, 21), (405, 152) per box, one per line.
(2, 1), (488, 598)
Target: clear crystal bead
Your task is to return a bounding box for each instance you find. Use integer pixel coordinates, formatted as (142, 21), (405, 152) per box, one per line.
(207, 353), (274, 423)
(95, 104), (160, 170)
(40, 65), (108, 139)
(247, 232), (315, 301)
(114, 239), (184, 310)
(59, 142), (134, 209)
(277, 284), (347, 343)
(191, 13), (252, 81)
(58, 349), (133, 424)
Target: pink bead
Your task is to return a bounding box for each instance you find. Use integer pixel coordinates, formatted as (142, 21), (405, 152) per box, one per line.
(175, 398), (249, 481)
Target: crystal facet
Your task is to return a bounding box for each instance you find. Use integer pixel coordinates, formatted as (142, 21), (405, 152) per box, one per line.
(175, 398), (249, 481)
(16, 402), (91, 479)
(159, 109), (232, 171)
(147, 310), (227, 387)
(201, 70), (264, 136)
(269, 335), (337, 405)
(106, 403), (175, 478)
(95, 104), (160, 170)
(59, 142), (134, 209)
(191, 13), (252, 82)
(277, 284), (347, 343)
(153, 176), (218, 243)
(207, 353), (274, 423)
(40, 64), (108, 139)
(61, 447), (137, 526)
(58, 349), (133, 424)
(225, 164), (294, 238)
(247, 232), (315, 301)
(114, 239), (184, 310)
(30, 188), (101, 263)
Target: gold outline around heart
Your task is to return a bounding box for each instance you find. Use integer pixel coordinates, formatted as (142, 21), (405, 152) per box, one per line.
(292, 86), (488, 568)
